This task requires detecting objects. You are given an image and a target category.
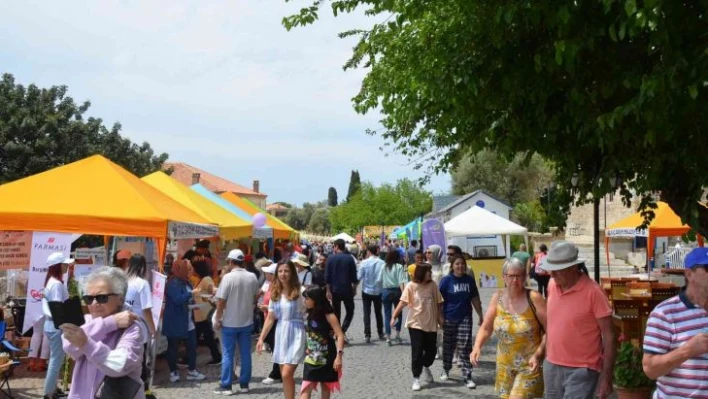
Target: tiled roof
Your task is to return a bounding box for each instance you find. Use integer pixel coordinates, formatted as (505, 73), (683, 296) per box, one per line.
(432, 195), (461, 213)
(266, 203), (289, 211)
(164, 162), (266, 197)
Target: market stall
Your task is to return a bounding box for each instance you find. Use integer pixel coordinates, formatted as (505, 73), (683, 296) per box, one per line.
(605, 201), (704, 268)
(142, 171), (252, 241)
(219, 192), (296, 240)
(444, 206), (528, 288)
(0, 155), (218, 265)
(331, 232), (356, 243)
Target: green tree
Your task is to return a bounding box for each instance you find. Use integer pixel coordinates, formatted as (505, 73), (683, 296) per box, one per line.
(284, 208), (308, 231)
(283, 1), (708, 237)
(346, 170), (361, 202)
(452, 150), (554, 206)
(329, 178), (432, 233)
(0, 73), (168, 182)
(307, 208), (331, 235)
(328, 187), (338, 207)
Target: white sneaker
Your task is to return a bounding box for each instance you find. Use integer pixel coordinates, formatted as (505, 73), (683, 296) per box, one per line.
(186, 369), (205, 381)
(423, 367), (434, 383)
(465, 377), (477, 389)
(239, 387), (249, 393)
(412, 378), (421, 391)
(262, 377), (278, 385)
(439, 371), (449, 381)
(213, 386), (234, 395)
(169, 371), (180, 383)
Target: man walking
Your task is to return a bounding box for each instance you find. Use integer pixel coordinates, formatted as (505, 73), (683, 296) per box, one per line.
(213, 249), (260, 395)
(325, 238), (359, 343)
(358, 245), (385, 343)
(643, 247), (708, 398)
(541, 241), (615, 399)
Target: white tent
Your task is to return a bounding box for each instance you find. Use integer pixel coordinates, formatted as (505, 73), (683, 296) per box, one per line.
(331, 232), (356, 243)
(444, 206), (528, 256)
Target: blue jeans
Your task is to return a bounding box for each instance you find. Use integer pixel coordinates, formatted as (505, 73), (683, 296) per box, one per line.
(382, 287), (402, 336)
(166, 329), (197, 372)
(44, 326), (65, 395)
(220, 324), (253, 389)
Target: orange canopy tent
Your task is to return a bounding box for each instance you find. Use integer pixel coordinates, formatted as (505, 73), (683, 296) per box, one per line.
(605, 201), (703, 266)
(142, 172), (252, 240)
(0, 155), (218, 266)
(219, 192), (297, 240)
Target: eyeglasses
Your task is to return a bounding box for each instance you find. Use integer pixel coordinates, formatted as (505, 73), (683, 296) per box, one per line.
(446, 253), (455, 257)
(504, 274), (524, 280)
(82, 294), (118, 304)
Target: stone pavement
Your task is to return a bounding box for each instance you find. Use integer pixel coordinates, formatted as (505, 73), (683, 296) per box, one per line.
(8, 289), (501, 398)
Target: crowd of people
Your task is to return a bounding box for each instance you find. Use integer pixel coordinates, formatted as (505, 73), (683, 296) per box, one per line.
(31, 235), (707, 399)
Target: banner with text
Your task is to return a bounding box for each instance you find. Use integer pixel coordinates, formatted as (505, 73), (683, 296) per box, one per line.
(150, 271), (167, 328)
(0, 231), (32, 270)
(23, 232), (74, 334)
(168, 222), (219, 240)
(422, 218), (447, 263)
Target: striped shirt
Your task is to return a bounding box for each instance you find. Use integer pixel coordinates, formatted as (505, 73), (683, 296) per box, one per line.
(643, 292), (708, 398)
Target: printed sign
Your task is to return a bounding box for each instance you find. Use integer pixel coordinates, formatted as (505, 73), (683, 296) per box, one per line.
(75, 247), (107, 265)
(0, 231), (32, 270)
(150, 271), (167, 327)
(253, 227), (273, 239)
(168, 222), (219, 240)
(606, 228), (648, 238)
(23, 232), (74, 334)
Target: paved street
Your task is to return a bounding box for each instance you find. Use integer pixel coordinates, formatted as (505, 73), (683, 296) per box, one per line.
(8, 288), (500, 398)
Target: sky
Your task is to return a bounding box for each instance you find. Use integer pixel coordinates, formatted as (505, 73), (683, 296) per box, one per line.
(0, 0), (450, 206)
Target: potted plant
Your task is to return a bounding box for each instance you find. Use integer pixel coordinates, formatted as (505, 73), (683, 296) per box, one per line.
(614, 335), (654, 399)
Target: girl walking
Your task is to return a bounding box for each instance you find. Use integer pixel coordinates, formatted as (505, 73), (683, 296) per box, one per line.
(257, 261), (307, 399)
(377, 250), (408, 345)
(391, 263), (444, 391)
(300, 287), (345, 399)
(438, 255), (484, 388)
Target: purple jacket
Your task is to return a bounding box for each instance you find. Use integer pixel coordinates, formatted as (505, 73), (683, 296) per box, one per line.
(62, 314), (146, 399)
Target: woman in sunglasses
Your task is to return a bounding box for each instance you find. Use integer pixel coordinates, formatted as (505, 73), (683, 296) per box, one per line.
(60, 266), (147, 398)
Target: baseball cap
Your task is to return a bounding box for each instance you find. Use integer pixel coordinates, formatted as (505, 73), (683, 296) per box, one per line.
(262, 264), (277, 274)
(226, 249), (245, 262)
(46, 252), (75, 267)
(116, 249), (132, 260)
(684, 247), (708, 269)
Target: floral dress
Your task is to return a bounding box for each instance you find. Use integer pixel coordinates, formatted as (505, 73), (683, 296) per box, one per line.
(493, 291), (544, 399)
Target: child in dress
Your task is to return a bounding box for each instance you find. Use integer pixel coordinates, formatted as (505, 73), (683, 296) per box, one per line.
(300, 287), (345, 399)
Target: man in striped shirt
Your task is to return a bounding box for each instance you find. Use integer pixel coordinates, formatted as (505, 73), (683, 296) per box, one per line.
(643, 247), (708, 398)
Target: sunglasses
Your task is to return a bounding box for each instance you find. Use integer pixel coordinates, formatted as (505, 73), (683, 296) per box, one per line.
(82, 293), (118, 304)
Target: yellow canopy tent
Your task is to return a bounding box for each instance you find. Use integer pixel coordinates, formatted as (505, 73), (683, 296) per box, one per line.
(142, 172), (252, 241)
(0, 155), (218, 265)
(219, 192), (296, 240)
(605, 201), (704, 266)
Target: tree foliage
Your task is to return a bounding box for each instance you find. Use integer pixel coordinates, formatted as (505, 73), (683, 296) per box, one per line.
(346, 170), (361, 202)
(327, 187), (338, 207)
(329, 178), (432, 234)
(0, 73), (168, 182)
(452, 150), (554, 206)
(285, 201), (330, 234)
(283, 1), (708, 237)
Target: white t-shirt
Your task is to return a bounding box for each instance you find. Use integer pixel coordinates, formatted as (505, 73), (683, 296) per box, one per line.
(258, 281), (271, 305)
(125, 277), (153, 318)
(215, 268), (259, 328)
(298, 269), (312, 286)
(42, 277), (69, 319)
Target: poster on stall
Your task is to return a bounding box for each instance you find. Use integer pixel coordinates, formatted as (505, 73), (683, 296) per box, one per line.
(75, 247), (107, 265)
(0, 231), (32, 270)
(23, 232), (74, 334)
(150, 271), (167, 328)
